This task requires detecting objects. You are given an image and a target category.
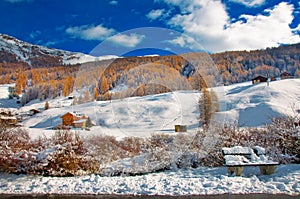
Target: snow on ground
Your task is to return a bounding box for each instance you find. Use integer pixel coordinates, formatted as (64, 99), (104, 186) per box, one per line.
(21, 90), (201, 140)
(0, 84), (10, 99)
(0, 164), (299, 195)
(16, 79), (300, 140)
(0, 84), (19, 109)
(1, 79), (300, 196)
(216, 79), (300, 126)
(63, 53), (119, 65)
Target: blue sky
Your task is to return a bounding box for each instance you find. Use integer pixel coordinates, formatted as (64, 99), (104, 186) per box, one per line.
(0, 0), (299, 56)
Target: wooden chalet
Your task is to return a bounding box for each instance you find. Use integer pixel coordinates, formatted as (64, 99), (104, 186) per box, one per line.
(29, 109), (40, 116)
(0, 115), (17, 126)
(252, 75), (268, 84)
(61, 112), (87, 128)
(280, 72), (291, 79)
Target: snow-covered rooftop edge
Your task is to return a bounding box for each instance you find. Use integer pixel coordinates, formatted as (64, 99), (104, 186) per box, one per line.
(0, 164), (299, 196)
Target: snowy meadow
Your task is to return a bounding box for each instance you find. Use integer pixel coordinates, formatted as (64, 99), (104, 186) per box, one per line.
(0, 80), (300, 196)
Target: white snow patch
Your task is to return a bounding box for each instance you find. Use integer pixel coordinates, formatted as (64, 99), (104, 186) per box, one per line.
(0, 164), (299, 195)
(0, 78), (297, 139)
(0, 84), (14, 99)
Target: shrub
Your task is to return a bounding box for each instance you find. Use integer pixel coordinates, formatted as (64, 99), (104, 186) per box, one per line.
(40, 131), (99, 176)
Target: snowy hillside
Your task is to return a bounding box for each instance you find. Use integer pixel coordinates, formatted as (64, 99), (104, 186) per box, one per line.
(0, 34), (118, 65)
(219, 79), (300, 126)
(16, 78), (300, 139)
(1, 79), (300, 196)
(0, 84), (10, 99)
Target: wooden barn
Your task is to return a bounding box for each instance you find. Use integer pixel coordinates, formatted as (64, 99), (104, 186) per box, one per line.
(29, 109), (40, 116)
(61, 112), (87, 128)
(280, 72), (291, 79)
(252, 76), (268, 84)
(0, 116), (17, 126)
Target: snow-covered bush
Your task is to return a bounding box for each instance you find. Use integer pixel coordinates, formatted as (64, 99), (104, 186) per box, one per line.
(0, 128), (99, 176)
(118, 136), (143, 157)
(0, 117), (298, 176)
(265, 116), (299, 163)
(38, 131), (99, 176)
(85, 135), (125, 164)
(195, 118), (299, 166)
(0, 124), (33, 173)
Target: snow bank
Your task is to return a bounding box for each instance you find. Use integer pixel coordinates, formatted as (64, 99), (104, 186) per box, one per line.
(0, 165), (299, 195)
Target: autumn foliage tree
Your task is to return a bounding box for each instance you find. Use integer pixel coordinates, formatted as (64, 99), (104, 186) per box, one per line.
(199, 87), (214, 128)
(45, 100), (50, 110)
(99, 76), (109, 94)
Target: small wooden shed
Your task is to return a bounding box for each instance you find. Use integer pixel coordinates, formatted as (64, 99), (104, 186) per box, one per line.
(175, 125), (187, 132)
(252, 76), (267, 84)
(280, 72), (291, 79)
(0, 116), (17, 126)
(61, 112), (87, 127)
(29, 109), (40, 116)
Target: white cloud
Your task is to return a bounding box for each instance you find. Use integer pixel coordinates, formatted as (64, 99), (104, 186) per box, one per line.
(146, 9), (166, 20)
(29, 30), (41, 39)
(66, 24), (115, 41)
(43, 40), (59, 47)
(166, 35), (203, 50)
(161, 0), (300, 52)
(66, 24), (145, 48)
(109, 0), (118, 5)
(107, 33), (145, 48)
(228, 0), (265, 7)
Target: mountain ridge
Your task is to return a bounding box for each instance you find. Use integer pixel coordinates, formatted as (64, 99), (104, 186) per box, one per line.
(0, 33), (118, 67)
(0, 33), (300, 104)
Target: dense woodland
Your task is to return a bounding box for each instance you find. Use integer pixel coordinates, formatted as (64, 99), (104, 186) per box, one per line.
(0, 43), (299, 104)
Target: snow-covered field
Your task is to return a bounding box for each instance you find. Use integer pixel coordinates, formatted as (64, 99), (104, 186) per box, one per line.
(1, 79), (300, 196)
(0, 165), (299, 196)
(12, 78), (300, 140)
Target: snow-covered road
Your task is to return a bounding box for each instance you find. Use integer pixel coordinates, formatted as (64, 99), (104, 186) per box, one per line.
(0, 165), (299, 196)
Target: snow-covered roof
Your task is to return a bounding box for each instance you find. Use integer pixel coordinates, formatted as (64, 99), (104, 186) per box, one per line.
(72, 119), (87, 124)
(61, 111), (86, 118)
(0, 116), (17, 120)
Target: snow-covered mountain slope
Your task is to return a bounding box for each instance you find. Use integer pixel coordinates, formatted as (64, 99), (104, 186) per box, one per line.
(218, 79), (300, 126)
(0, 34), (117, 65)
(17, 78), (300, 139)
